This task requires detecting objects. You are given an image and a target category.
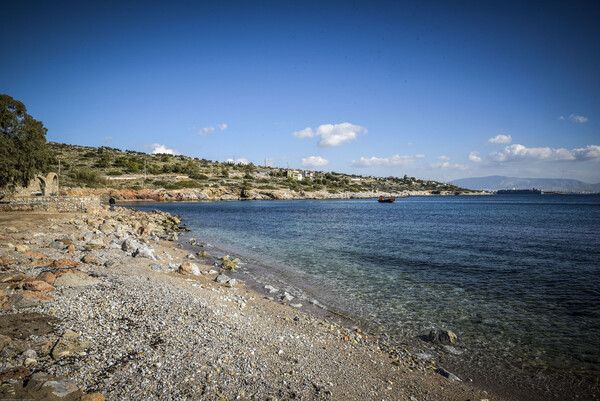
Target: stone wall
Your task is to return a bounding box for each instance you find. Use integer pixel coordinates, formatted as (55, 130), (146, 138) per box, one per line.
(0, 195), (102, 213)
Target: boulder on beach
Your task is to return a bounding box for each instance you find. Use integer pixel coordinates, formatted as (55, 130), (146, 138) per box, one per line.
(178, 262), (200, 276)
(53, 272), (100, 287)
(427, 328), (458, 345)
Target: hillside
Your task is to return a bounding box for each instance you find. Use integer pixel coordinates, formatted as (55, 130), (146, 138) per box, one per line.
(452, 175), (600, 193)
(44, 142), (474, 200)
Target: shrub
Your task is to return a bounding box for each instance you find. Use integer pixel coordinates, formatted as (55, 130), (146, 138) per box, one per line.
(153, 180), (203, 190)
(68, 169), (108, 187)
(107, 170), (124, 176)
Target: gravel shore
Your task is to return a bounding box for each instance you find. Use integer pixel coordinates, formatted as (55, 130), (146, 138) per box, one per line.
(0, 208), (509, 400)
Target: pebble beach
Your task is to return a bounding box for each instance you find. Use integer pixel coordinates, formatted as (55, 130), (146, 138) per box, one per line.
(0, 207), (513, 400)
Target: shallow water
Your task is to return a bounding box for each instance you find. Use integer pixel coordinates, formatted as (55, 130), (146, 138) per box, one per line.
(128, 195), (600, 384)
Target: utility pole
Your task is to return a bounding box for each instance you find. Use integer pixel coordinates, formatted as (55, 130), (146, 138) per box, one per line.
(58, 159), (61, 176)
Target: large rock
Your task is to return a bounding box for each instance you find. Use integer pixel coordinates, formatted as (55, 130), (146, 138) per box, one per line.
(50, 259), (82, 268)
(51, 330), (93, 359)
(264, 285), (279, 294)
(98, 223), (113, 234)
(133, 245), (156, 260)
(81, 253), (102, 265)
(23, 280), (54, 293)
(427, 329), (458, 345)
(26, 372), (83, 398)
(5, 292), (53, 309)
(84, 242), (105, 251)
(53, 272), (100, 287)
(178, 262), (200, 276)
(121, 238), (140, 253)
(435, 367), (461, 381)
(215, 273), (231, 284)
(0, 272), (33, 283)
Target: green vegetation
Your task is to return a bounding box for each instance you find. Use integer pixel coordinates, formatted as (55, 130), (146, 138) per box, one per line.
(0, 94), (51, 191)
(68, 169), (108, 188)
(45, 142), (472, 194)
(153, 180), (203, 190)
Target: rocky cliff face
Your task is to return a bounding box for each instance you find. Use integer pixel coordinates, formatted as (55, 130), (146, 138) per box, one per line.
(59, 187), (474, 202)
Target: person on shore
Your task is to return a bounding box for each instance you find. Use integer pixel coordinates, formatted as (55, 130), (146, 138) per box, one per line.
(109, 196), (116, 211)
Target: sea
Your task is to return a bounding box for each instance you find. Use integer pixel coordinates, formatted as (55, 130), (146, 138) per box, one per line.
(126, 194), (600, 398)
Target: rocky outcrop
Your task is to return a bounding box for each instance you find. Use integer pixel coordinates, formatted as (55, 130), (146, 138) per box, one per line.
(59, 186), (479, 203)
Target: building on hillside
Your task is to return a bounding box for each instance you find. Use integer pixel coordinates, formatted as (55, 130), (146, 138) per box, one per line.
(302, 170), (315, 180)
(287, 169), (304, 181)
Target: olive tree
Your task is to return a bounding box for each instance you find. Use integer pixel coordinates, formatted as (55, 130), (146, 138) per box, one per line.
(0, 94), (50, 190)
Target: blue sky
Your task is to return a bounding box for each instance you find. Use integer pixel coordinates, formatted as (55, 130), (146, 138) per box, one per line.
(2, 1), (599, 182)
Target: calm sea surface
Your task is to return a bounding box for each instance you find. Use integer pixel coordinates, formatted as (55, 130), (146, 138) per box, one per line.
(128, 195), (600, 383)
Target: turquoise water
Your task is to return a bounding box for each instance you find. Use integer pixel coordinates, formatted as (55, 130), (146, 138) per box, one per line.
(128, 195), (600, 385)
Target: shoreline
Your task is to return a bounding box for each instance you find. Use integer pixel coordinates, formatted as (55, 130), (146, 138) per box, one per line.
(0, 207), (510, 400)
(0, 207), (592, 400)
(165, 206), (600, 401)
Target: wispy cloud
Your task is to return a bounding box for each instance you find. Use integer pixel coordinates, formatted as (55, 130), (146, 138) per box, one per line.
(301, 156), (329, 168)
(431, 161), (468, 170)
(558, 115), (565, 121)
(293, 123), (367, 147)
(569, 114), (589, 123)
(102, 136), (113, 142)
(197, 123), (228, 136)
(487, 134), (512, 144)
(490, 144), (600, 162)
(198, 126), (215, 135)
(468, 151), (482, 163)
(351, 154), (424, 167)
(437, 155), (450, 161)
(150, 143), (180, 155)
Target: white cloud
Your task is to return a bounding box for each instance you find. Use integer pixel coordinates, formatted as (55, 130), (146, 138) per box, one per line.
(225, 157), (249, 165)
(558, 116), (565, 121)
(293, 122), (367, 147)
(102, 136), (113, 142)
(490, 144), (600, 163)
(569, 114), (589, 123)
(431, 162), (468, 171)
(198, 126), (215, 136)
(572, 145), (600, 160)
(487, 134), (512, 144)
(293, 127), (316, 138)
(301, 156), (329, 168)
(218, 123), (228, 130)
(468, 151), (482, 163)
(438, 155), (450, 161)
(350, 154), (423, 167)
(150, 143), (180, 155)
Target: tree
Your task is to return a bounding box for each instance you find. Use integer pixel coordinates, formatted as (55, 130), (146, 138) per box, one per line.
(0, 94), (50, 190)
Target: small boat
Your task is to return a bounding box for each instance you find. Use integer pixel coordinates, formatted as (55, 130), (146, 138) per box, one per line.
(378, 196), (395, 203)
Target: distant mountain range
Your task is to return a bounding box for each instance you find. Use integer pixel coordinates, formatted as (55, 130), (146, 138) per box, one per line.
(451, 176), (600, 192)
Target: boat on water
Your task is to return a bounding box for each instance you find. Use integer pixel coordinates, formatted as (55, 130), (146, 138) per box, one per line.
(378, 196), (395, 203)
